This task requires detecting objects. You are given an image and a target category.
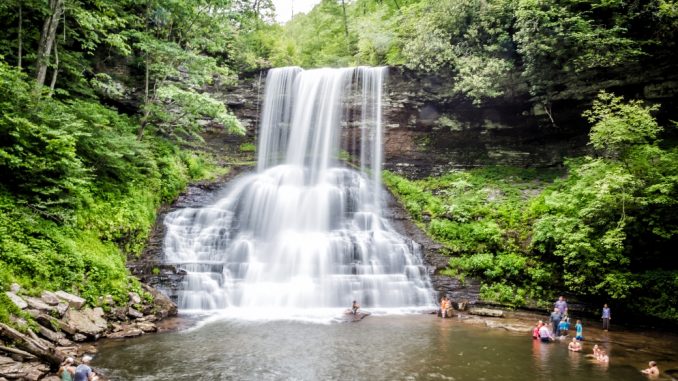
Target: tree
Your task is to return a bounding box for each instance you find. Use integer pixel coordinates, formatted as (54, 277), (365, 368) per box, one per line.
(35, 0), (64, 87)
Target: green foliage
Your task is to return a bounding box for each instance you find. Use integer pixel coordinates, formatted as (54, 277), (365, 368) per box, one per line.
(386, 96), (678, 321)
(268, 0), (677, 113)
(584, 91), (662, 159)
(239, 142), (256, 152)
(0, 58), (231, 324)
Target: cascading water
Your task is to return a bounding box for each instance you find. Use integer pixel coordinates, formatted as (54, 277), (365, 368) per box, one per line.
(163, 67), (435, 320)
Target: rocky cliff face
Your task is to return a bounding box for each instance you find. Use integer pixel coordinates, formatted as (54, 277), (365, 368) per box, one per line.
(222, 67), (598, 179)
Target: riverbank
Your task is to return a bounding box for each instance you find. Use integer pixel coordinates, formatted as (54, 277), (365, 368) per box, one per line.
(0, 282), (176, 380)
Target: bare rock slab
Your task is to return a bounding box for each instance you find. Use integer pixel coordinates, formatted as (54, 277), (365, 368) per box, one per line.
(468, 308), (505, 318)
(55, 291), (86, 310)
(63, 308), (107, 337)
(4, 292), (27, 310)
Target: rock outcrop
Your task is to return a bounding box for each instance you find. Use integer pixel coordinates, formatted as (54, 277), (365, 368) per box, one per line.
(0, 284), (177, 380)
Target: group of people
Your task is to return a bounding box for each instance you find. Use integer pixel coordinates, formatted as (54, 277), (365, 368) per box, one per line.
(57, 355), (98, 381)
(533, 296), (660, 376)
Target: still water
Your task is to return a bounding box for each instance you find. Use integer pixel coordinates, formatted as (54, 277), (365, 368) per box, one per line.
(93, 315), (677, 380)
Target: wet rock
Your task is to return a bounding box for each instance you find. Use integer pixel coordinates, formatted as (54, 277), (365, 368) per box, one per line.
(42, 376), (61, 381)
(40, 291), (60, 306)
(135, 322), (157, 333)
(106, 327), (143, 339)
(63, 308), (108, 337)
(468, 308), (505, 318)
(0, 355), (49, 381)
(73, 334), (88, 342)
(341, 311), (371, 322)
(484, 319), (532, 333)
(127, 307), (143, 319)
(55, 291), (86, 310)
(4, 292), (27, 310)
(141, 284), (177, 318)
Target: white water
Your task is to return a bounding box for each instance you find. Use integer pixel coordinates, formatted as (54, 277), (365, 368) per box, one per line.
(163, 67), (435, 321)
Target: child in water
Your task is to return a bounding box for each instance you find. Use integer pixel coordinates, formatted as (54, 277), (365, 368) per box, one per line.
(575, 320), (584, 341)
(532, 320), (544, 339)
(558, 318), (570, 336)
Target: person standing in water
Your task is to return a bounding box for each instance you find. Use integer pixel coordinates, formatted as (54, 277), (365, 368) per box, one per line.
(550, 307), (562, 336)
(575, 319), (584, 340)
(352, 300), (360, 315)
(555, 296), (568, 317)
(602, 304), (611, 331)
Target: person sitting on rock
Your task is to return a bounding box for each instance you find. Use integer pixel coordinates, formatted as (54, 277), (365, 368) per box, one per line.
(74, 355), (97, 381)
(568, 337), (582, 352)
(440, 296), (450, 318)
(352, 300), (360, 315)
(58, 357), (76, 381)
(641, 361), (659, 376)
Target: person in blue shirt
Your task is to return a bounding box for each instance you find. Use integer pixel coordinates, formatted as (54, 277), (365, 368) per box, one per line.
(602, 304), (611, 331)
(74, 356), (97, 381)
(575, 319), (584, 340)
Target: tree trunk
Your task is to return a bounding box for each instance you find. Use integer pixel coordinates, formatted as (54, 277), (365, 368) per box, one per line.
(137, 55), (151, 140)
(18, 3), (22, 69)
(49, 40), (59, 94)
(35, 0), (64, 87)
(341, 0), (349, 51)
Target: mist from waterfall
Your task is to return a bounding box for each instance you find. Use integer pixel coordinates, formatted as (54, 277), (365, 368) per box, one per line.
(163, 67), (435, 321)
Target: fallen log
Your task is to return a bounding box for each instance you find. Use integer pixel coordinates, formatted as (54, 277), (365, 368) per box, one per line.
(0, 345), (37, 360)
(0, 323), (62, 367)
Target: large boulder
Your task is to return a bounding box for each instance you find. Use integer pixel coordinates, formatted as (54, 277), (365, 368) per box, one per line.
(63, 308), (108, 338)
(141, 284), (177, 318)
(55, 291), (86, 310)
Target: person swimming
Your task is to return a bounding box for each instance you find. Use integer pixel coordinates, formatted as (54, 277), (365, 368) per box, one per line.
(568, 337), (582, 352)
(642, 361), (659, 376)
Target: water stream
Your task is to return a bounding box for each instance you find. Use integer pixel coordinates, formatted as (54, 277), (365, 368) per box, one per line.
(162, 67), (434, 320)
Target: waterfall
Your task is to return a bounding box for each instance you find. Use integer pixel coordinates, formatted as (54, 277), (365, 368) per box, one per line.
(163, 67), (435, 319)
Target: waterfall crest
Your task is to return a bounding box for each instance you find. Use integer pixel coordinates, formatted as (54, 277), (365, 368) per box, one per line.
(163, 67), (435, 319)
